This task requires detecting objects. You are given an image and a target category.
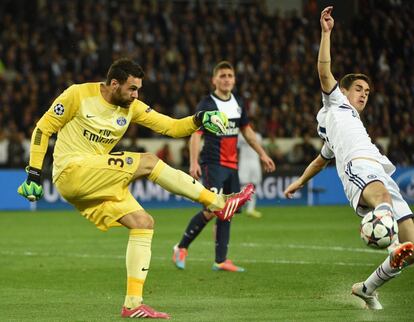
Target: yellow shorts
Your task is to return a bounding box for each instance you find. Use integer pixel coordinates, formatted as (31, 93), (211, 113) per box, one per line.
(55, 152), (143, 231)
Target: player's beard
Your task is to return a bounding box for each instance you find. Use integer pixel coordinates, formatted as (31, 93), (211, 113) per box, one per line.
(112, 88), (134, 108)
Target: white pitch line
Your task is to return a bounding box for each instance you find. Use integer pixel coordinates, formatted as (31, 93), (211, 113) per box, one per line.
(239, 242), (387, 254)
(0, 249), (377, 267)
(4, 238), (386, 255)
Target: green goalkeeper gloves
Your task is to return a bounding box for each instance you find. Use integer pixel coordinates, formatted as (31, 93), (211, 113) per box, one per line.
(195, 110), (229, 134)
(17, 166), (44, 202)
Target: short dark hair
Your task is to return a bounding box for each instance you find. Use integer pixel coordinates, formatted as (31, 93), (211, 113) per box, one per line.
(106, 58), (145, 85)
(213, 61), (234, 76)
(340, 73), (372, 91)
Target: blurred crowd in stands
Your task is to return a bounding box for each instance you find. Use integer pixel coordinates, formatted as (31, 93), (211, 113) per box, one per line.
(0, 0), (413, 169)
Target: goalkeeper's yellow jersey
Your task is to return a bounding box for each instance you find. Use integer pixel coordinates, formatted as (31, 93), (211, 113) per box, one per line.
(30, 82), (198, 181)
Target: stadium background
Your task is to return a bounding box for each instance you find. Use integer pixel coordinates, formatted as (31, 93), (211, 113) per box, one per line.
(1, 1), (414, 321)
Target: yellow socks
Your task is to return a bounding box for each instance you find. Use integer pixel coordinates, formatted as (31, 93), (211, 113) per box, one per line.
(148, 160), (225, 211)
(124, 229), (153, 309)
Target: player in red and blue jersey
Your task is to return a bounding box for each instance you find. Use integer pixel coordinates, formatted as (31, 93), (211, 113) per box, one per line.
(173, 61), (275, 272)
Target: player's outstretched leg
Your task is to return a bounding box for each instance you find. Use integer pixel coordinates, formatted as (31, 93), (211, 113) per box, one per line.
(121, 304), (170, 319)
(352, 241), (414, 310)
(148, 160), (255, 221)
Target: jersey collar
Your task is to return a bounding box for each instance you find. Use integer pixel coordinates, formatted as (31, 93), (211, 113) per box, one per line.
(211, 92), (232, 102)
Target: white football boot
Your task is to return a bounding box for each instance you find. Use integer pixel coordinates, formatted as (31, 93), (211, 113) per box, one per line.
(351, 282), (383, 310)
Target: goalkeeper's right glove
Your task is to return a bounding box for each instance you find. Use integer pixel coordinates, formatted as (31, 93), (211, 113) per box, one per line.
(194, 110), (229, 135)
(17, 166), (44, 202)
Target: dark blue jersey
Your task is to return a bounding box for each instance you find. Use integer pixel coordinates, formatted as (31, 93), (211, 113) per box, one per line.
(197, 92), (249, 169)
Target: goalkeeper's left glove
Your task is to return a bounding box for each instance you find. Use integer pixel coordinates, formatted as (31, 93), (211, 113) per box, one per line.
(194, 110), (229, 135)
(17, 166), (44, 202)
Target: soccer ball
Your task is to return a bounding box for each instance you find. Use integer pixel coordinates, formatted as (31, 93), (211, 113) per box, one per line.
(360, 209), (398, 249)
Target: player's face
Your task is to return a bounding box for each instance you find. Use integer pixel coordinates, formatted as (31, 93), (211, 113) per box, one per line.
(343, 79), (370, 113)
(111, 76), (142, 108)
(212, 68), (235, 96)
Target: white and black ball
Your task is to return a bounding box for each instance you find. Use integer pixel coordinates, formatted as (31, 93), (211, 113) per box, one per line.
(360, 209), (398, 249)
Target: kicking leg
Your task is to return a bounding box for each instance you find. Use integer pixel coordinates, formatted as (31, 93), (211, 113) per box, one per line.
(352, 218), (414, 310)
(136, 154), (254, 220)
(135, 154), (224, 210)
(352, 182), (414, 309)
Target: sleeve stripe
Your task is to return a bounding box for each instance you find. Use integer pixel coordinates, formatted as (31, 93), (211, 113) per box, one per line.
(322, 83), (338, 95)
(34, 128), (43, 146)
(320, 153), (334, 161)
(318, 126), (326, 134)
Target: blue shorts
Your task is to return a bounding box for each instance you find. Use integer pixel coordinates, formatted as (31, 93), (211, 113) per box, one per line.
(201, 164), (240, 195)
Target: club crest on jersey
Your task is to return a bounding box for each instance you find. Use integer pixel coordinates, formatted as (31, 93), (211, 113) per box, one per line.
(53, 103), (64, 116)
(145, 107), (152, 113)
(126, 157), (134, 165)
(117, 117), (127, 126)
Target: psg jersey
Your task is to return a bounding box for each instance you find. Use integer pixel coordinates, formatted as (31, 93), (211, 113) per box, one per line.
(197, 92), (249, 169)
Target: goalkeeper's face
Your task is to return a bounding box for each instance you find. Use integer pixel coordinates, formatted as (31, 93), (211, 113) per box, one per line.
(111, 76), (142, 108)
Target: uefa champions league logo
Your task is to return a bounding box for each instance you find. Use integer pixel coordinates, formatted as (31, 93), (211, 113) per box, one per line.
(395, 170), (414, 203)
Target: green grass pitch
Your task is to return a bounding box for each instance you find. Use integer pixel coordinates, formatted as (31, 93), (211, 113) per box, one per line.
(1, 206), (413, 321)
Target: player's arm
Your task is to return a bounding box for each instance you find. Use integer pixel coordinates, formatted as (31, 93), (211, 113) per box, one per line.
(318, 6), (337, 93)
(133, 104), (227, 137)
(29, 118), (62, 172)
(240, 125), (275, 173)
(18, 86), (78, 201)
(153, 113), (199, 137)
(188, 131), (203, 180)
(30, 86), (78, 169)
(284, 154), (330, 199)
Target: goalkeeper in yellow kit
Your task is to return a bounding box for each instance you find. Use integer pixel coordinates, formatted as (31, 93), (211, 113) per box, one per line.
(17, 58), (254, 319)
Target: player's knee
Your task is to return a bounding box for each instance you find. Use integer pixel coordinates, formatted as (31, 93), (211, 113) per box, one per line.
(135, 153), (160, 178)
(364, 182), (392, 205)
(370, 183), (391, 200)
(375, 190), (392, 204)
(135, 213), (154, 229)
(203, 210), (215, 221)
(120, 211), (155, 229)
